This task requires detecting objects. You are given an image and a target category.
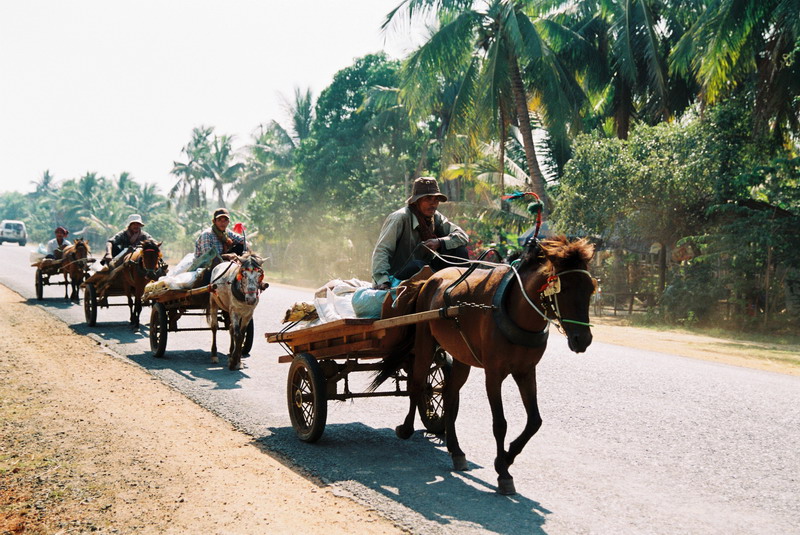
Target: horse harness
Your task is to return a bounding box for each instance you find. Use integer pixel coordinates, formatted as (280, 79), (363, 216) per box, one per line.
(134, 247), (168, 280)
(439, 254), (594, 361)
(211, 258), (266, 302)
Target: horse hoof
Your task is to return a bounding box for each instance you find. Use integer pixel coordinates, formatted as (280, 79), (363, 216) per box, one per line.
(211, 356), (219, 364)
(451, 454), (468, 471)
(229, 361), (242, 371)
(496, 477), (516, 495)
(395, 425), (413, 440)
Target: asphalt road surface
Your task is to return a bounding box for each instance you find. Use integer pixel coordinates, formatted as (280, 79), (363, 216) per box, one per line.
(3, 242), (799, 534)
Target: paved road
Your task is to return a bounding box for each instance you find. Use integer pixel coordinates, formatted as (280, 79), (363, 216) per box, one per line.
(4, 242), (799, 534)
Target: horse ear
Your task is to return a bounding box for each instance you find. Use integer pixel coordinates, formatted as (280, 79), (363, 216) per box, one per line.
(158, 241), (163, 247)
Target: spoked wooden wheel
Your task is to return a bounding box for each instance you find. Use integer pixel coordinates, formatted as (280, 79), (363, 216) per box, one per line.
(34, 269), (43, 300)
(83, 283), (97, 326)
(242, 319), (255, 356)
(287, 353), (327, 443)
(149, 302), (168, 358)
(419, 345), (452, 434)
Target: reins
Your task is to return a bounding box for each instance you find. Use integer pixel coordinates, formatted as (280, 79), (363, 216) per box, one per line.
(425, 244), (595, 336)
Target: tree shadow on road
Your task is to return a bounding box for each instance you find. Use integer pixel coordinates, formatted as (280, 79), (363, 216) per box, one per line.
(257, 423), (550, 534)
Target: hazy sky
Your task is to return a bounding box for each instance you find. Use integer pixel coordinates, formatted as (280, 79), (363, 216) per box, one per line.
(0, 0), (422, 196)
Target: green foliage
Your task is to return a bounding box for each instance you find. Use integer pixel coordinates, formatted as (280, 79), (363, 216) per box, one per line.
(661, 260), (729, 325)
(297, 54), (421, 207)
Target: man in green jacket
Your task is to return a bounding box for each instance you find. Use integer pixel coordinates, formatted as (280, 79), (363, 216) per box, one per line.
(371, 177), (469, 290)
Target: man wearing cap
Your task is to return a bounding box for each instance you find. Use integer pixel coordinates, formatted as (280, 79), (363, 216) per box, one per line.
(371, 176), (469, 290)
(45, 227), (72, 259)
(194, 208), (246, 261)
(102, 214), (154, 265)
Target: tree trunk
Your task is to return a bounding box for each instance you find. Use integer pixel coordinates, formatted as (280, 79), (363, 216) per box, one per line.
(763, 245), (772, 328)
(509, 56), (549, 214)
(658, 241), (667, 293)
(499, 106), (506, 194)
(615, 79), (632, 140)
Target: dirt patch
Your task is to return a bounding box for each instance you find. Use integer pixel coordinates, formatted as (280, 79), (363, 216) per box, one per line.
(0, 284), (403, 534)
(592, 316), (800, 376)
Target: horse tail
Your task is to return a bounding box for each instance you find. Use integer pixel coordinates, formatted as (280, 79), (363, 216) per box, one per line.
(366, 328), (415, 392)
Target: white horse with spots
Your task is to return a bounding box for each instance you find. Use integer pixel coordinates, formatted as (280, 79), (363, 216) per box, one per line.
(208, 253), (267, 370)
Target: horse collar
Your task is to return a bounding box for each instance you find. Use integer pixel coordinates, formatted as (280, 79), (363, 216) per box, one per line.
(492, 269), (549, 348)
(231, 275), (247, 301)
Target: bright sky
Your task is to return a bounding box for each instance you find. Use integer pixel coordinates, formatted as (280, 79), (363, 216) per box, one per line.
(0, 0), (423, 196)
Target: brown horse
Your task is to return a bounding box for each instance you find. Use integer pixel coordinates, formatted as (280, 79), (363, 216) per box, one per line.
(60, 238), (92, 301)
(118, 239), (166, 328)
(372, 236), (596, 495)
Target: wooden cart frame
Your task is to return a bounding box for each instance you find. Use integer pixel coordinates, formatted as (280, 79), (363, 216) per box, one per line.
(32, 256), (96, 301)
(144, 284), (254, 359)
(32, 258), (69, 300)
(266, 306), (461, 442)
(81, 263), (134, 326)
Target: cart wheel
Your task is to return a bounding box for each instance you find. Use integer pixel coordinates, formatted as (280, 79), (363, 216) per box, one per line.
(419, 345), (452, 435)
(83, 283), (97, 326)
(242, 319), (255, 356)
(149, 303), (168, 358)
(35, 269), (44, 300)
(287, 353), (327, 442)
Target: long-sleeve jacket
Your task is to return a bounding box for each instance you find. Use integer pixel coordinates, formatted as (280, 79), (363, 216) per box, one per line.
(371, 206), (468, 286)
(107, 229), (153, 250)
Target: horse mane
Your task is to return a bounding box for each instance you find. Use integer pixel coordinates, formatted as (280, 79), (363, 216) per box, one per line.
(239, 252), (263, 268)
(64, 238), (90, 256)
(139, 238), (160, 251)
(518, 235), (594, 272)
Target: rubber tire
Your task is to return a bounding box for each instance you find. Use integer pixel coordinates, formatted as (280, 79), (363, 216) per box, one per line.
(19, 240), (26, 247)
(83, 283), (97, 326)
(418, 345), (452, 435)
(287, 353), (328, 443)
(35, 269), (44, 300)
(149, 302), (168, 358)
(242, 319), (255, 356)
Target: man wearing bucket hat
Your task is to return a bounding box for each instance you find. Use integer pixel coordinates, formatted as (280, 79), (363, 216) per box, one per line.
(371, 176), (469, 290)
(194, 207), (246, 262)
(45, 226), (72, 259)
(102, 214), (154, 266)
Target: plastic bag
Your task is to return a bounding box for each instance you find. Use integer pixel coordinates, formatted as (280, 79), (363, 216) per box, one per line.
(352, 287), (388, 319)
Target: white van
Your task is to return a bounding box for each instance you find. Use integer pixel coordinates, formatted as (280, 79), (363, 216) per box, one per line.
(0, 220), (27, 246)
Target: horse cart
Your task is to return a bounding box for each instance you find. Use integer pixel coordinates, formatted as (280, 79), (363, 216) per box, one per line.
(143, 282), (255, 359)
(266, 305), (462, 443)
(32, 258), (70, 300)
(81, 264), (136, 326)
(32, 244), (95, 301)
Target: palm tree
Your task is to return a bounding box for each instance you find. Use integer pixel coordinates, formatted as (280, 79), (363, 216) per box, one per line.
(170, 126), (213, 211)
(385, 0), (585, 211)
(281, 86), (314, 144)
(202, 134), (244, 208)
(234, 122), (298, 208)
(234, 89), (314, 208)
(540, 0), (694, 140)
(671, 0), (800, 138)
(30, 170), (57, 200)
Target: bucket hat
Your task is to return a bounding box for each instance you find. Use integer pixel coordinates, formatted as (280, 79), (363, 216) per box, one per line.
(126, 214), (144, 227)
(213, 208), (230, 220)
(406, 177), (448, 204)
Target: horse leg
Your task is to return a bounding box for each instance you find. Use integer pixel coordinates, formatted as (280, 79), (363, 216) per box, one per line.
(395, 323), (435, 439)
(209, 301), (219, 364)
(132, 296), (142, 329)
(63, 272), (69, 299)
(126, 293), (135, 325)
(229, 315), (243, 371)
(444, 360), (471, 471)
(485, 369), (516, 495)
(505, 369), (542, 466)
